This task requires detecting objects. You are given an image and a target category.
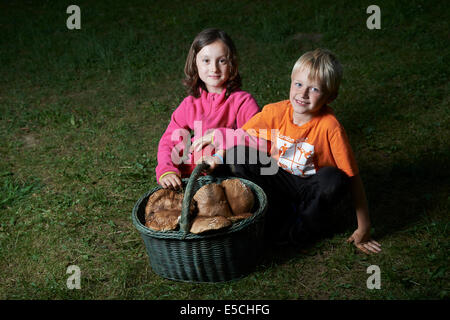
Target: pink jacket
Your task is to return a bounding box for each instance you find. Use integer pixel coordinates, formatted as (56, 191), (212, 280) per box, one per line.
(156, 88), (259, 183)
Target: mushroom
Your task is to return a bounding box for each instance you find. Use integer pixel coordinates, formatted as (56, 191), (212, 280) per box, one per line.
(145, 189), (184, 220)
(221, 179), (255, 216)
(145, 210), (180, 231)
(190, 215), (232, 234)
(144, 188), (195, 231)
(227, 212), (253, 223)
(193, 183), (232, 217)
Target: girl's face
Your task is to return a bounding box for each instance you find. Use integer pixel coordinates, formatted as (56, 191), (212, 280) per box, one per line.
(195, 40), (230, 94)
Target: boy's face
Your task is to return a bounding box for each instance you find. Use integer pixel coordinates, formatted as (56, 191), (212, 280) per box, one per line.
(289, 68), (333, 121)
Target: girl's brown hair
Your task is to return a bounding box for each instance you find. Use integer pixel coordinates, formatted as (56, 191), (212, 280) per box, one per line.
(183, 28), (241, 98)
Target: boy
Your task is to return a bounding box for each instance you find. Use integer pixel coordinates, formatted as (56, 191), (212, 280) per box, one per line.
(196, 49), (381, 254)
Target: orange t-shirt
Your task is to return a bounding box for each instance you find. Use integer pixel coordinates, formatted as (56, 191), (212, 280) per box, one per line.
(241, 100), (359, 177)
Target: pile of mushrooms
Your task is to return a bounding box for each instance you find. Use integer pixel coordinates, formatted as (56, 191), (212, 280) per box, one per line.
(144, 179), (255, 234)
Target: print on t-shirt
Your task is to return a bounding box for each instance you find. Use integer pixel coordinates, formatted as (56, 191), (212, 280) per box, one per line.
(276, 135), (316, 177)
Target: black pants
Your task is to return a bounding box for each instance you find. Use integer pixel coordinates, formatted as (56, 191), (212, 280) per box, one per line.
(223, 146), (351, 243)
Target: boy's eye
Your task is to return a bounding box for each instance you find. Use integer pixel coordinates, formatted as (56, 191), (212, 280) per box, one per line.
(295, 82), (302, 87)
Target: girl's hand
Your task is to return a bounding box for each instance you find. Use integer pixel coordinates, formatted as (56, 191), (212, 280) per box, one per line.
(159, 173), (182, 190)
(347, 228), (382, 254)
(190, 131), (215, 153)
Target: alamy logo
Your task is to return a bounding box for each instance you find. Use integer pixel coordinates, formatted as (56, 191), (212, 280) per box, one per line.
(366, 5), (381, 29)
(366, 265), (381, 289)
(66, 265), (81, 289)
(169, 121), (280, 175)
(66, 5), (81, 30)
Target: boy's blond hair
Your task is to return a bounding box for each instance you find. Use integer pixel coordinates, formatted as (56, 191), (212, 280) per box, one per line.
(292, 48), (343, 98)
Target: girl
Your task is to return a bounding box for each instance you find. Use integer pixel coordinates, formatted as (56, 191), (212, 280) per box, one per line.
(156, 28), (260, 189)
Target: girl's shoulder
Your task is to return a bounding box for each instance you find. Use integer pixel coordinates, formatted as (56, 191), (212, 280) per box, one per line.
(227, 89), (257, 100)
(176, 93), (204, 110)
(180, 89), (257, 107)
(180, 93), (201, 104)
(227, 90), (260, 110)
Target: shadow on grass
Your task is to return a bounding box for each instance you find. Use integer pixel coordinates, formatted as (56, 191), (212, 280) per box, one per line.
(255, 150), (449, 266)
(365, 151), (449, 238)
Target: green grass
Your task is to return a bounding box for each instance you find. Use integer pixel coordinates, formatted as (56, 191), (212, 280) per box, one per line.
(0, 0), (448, 299)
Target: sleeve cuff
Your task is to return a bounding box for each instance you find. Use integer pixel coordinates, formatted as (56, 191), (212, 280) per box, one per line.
(158, 171), (179, 182)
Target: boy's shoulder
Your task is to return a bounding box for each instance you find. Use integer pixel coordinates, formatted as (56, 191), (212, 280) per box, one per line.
(262, 100), (291, 114)
(316, 106), (346, 131)
(256, 100), (290, 124)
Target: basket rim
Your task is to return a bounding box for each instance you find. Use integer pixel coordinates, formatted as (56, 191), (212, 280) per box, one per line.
(131, 176), (267, 240)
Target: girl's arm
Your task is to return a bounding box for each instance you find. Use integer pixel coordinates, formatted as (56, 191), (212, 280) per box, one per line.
(203, 111), (273, 169)
(235, 93), (260, 128)
(155, 101), (191, 184)
(190, 92), (260, 153)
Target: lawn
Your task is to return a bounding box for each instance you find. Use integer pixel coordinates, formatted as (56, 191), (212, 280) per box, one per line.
(0, 0), (448, 300)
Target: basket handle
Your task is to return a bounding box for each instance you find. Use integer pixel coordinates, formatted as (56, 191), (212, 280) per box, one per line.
(179, 162), (210, 233)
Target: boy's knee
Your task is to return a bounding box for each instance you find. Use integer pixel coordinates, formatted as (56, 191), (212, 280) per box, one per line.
(229, 163), (259, 179)
(226, 146), (262, 165)
(227, 146), (276, 177)
(229, 163), (245, 177)
(316, 166), (349, 200)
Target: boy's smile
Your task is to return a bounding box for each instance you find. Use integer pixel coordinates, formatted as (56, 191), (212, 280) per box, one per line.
(290, 68), (333, 125)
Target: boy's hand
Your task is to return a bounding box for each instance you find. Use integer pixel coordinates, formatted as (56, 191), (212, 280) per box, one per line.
(347, 229), (382, 254)
(159, 173), (182, 190)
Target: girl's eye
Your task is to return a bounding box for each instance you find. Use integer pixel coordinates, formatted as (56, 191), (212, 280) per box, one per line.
(203, 59), (209, 63)
(220, 59), (228, 64)
(311, 87), (320, 92)
(295, 82), (302, 87)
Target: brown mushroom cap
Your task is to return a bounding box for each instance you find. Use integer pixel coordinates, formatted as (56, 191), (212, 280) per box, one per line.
(145, 189), (184, 220)
(145, 188), (195, 221)
(227, 212), (253, 223)
(221, 179), (255, 215)
(193, 183), (232, 217)
(190, 215), (232, 234)
(144, 188), (196, 231)
(145, 210), (180, 231)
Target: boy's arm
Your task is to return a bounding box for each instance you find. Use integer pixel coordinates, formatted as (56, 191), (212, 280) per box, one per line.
(347, 174), (382, 254)
(327, 125), (381, 254)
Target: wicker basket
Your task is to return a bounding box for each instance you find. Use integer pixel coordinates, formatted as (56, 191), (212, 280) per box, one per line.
(131, 163), (268, 283)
